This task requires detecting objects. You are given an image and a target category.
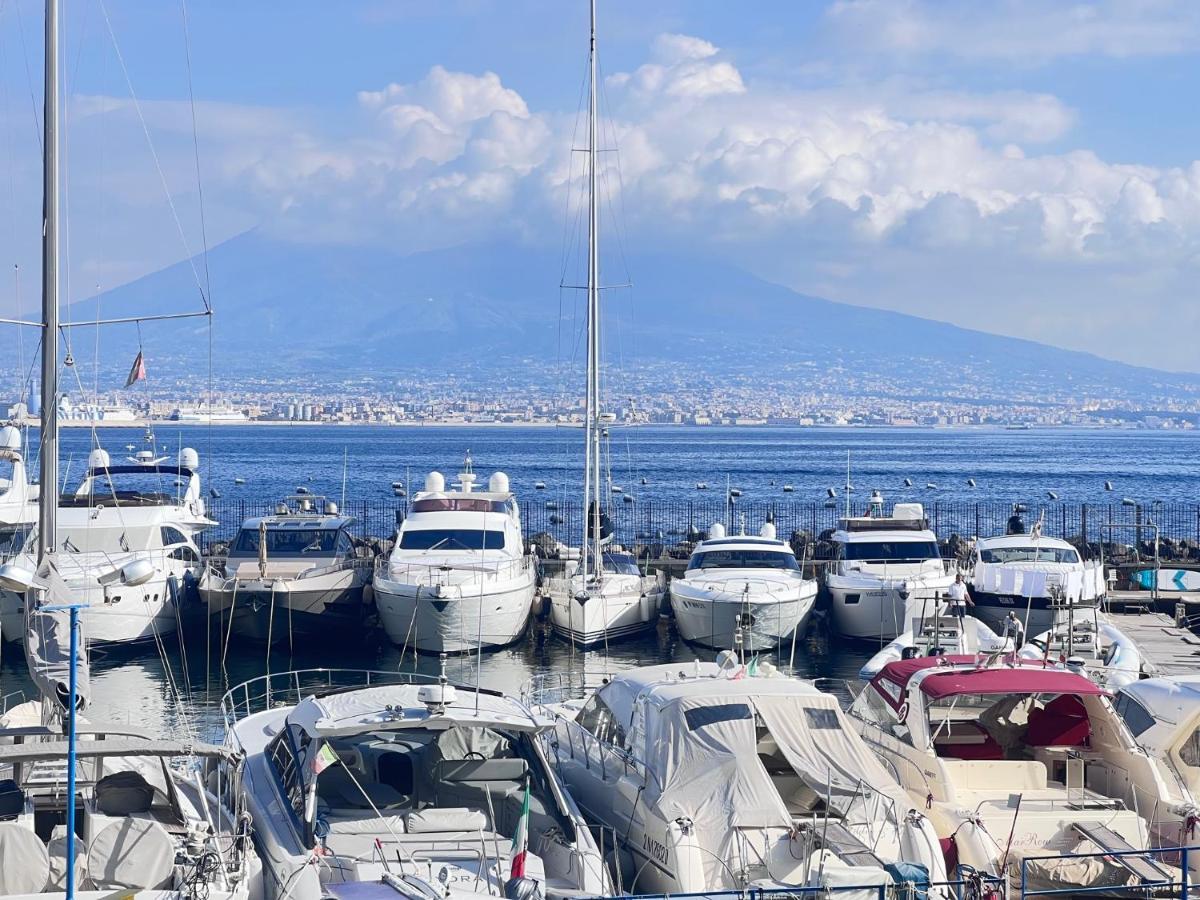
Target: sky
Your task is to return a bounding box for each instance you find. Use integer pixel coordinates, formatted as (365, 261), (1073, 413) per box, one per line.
(1, 0), (1199, 372)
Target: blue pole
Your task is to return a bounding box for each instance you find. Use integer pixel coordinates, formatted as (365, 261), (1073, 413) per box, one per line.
(66, 604), (77, 900)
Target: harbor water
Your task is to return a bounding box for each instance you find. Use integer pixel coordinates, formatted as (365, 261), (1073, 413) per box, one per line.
(2, 424), (1198, 746)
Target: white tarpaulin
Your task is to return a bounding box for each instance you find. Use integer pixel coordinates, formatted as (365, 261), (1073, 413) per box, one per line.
(25, 562), (90, 713)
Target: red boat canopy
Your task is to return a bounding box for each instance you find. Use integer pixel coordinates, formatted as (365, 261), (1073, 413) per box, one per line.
(870, 655), (1106, 710)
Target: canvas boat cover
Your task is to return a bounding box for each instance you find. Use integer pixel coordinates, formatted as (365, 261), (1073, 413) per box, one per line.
(25, 562), (91, 713)
(870, 655), (1105, 710)
(625, 666), (918, 887)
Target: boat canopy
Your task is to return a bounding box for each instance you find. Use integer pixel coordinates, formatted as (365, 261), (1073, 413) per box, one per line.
(0, 737), (232, 764)
(870, 655), (1106, 710)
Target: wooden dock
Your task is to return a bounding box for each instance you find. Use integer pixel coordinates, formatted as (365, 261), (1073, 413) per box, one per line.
(1106, 605), (1200, 676)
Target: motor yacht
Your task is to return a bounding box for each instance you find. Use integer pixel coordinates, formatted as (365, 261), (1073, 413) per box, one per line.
(524, 660), (947, 894)
(968, 530), (1106, 636)
(1018, 606), (1143, 689)
(200, 497), (372, 644)
(219, 667), (609, 900)
(1112, 676), (1200, 870)
(849, 654), (1183, 890)
(825, 501), (954, 642)
(669, 523), (817, 652)
(374, 458), (536, 654)
(0, 446), (212, 646)
(0, 424), (38, 561)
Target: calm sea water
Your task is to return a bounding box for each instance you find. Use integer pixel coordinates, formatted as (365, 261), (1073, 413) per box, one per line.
(2, 424), (1197, 742)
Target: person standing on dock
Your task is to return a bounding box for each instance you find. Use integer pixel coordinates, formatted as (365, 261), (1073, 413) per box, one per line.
(948, 572), (974, 621)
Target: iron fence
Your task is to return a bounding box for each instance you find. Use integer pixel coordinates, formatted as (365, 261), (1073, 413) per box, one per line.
(203, 498), (1200, 560)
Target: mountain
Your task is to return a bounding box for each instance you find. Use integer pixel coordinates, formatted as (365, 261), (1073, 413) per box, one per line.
(77, 230), (1199, 403)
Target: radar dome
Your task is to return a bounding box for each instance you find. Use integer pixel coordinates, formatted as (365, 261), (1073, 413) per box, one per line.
(0, 426), (20, 452)
(179, 447), (199, 469)
(324, 501), (339, 515)
(759, 522), (776, 540)
(425, 471), (446, 493)
(88, 448), (111, 470)
(709, 522), (726, 539)
(488, 472), (510, 493)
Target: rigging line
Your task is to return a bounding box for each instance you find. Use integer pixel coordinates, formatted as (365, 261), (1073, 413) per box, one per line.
(179, 0), (211, 303)
(96, 0), (210, 312)
(10, 0), (42, 151)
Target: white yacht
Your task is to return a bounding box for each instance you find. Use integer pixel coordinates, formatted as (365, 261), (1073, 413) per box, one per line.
(1018, 606), (1143, 689)
(669, 523), (817, 652)
(0, 424), (38, 560)
(859, 611), (1012, 680)
(968, 529), (1107, 635)
(543, 6), (661, 649)
(200, 498), (371, 644)
(220, 667), (609, 900)
(374, 458), (536, 654)
(525, 660), (947, 894)
(0, 446), (212, 646)
(849, 655), (1186, 890)
(1113, 675), (1200, 870)
(825, 501), (954, 641)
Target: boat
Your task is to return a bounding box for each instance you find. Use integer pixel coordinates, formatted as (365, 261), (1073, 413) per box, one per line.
(0, 446), (214, 646)
(534, 481), (545, 490)
(373, 456), (536, 654)
(859, 610), (1012, 680)
(1018, 605), (1142, 689)
(849, 654), (1181, 890)
(219, 665), (610, 900)
(0, 424), (38, 561)
(540, 23), (665, 651)
(669, 522), (817, 652)
(523, 660), (947, 894)
(967, 528), (1107, 636)
(825, 500), (954, 641)
(0, 716), (261, 897)
(199, 497), (371, 644)
(1111, 675), (1200, 875)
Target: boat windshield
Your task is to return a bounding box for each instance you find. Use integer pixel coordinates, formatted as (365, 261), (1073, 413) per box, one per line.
(843, 540), (940, 562)
(411, 498), (508, 514)
(690, 549), (799, 570)
(232, 528), (339, 556)
(399, 528), (506, 551)
(926, 691), (1094, 760)
(0, 525), (31, 557)
(980, 546), (1079, 564)
(579, 552), (641, 576)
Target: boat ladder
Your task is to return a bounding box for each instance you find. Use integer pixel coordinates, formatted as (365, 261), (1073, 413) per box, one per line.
(1069, 822), (1174, 884)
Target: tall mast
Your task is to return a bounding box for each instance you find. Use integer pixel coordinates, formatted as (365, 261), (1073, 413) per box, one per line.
(582, 0), (602, 581)
(39, 0), (59, 564)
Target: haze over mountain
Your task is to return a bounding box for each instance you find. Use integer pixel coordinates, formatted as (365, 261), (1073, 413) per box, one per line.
(81, 231), (1200, 404)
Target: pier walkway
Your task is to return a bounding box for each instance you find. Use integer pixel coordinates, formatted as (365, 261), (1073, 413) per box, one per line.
(1107, 602), (1200, 676)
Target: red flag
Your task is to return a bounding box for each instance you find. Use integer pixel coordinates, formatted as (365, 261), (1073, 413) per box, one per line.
(124, 351), (146, 388)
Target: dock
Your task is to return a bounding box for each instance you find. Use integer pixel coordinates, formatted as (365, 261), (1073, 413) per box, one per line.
(1107, 600), (1200, 676)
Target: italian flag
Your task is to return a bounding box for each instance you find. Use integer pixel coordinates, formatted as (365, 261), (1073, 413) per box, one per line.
(509, 779), (531, 879)
(312, 743), (339, 774)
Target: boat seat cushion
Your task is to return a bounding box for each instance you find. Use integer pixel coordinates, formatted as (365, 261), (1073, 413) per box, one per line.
(434, 758), (528, 783)
(320, 813), (407, 835)
(320, 767), (407, 811)
(405, 807), (489, 834)
(934, 723), (1004, 760)
(1026, 695), (1090, 748)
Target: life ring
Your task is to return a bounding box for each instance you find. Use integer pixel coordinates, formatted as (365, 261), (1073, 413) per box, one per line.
(897, 701), (910, 721)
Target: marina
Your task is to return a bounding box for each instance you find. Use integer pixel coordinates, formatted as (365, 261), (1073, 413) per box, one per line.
(2, 0), (1200, 896)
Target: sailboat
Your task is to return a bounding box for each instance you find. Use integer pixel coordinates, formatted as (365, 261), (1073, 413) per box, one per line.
(0, 3), (261, 895)
(545, 4), (663, 647)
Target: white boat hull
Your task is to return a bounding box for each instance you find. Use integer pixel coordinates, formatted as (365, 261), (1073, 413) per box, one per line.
(827, 576), (954, 641)
(375, 573), (534, 654)
(547, 573), (661, 646)
(669, 583), (816, 651)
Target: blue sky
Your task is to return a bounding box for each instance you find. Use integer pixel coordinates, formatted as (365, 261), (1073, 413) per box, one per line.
(2, 0), (1199, 371)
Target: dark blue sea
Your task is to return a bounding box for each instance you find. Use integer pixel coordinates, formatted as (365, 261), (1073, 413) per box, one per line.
(2, 424), (1197, 741)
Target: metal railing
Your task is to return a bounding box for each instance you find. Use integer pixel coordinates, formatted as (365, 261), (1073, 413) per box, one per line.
(374, 554), (535, 586)
(1020, 844), (1196, 897)
(201, 498), (1200, 557)
(219, 668), (439, 732)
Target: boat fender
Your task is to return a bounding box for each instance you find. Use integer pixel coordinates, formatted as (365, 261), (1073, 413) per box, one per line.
(901, 811), (948, 883)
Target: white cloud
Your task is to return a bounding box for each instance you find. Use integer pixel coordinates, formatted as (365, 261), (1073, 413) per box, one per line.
(827, 0), (1200, 63)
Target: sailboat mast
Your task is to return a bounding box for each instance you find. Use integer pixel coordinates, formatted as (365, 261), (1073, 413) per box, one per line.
(583, 0), (601, 581)
(39, 0), (59, 564)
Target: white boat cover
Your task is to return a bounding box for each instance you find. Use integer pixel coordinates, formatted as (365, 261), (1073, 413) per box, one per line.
(25, 562), (91, 712)
(87, 818), (175, 890)
(644, 690), (916, 887)
(47, 824), (87, 890)
(0, 822), (51, 894)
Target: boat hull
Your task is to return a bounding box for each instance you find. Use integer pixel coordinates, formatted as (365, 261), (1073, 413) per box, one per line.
(375, 574), (535, 654)
(827, 576), (954, 641)
(546, 574), (661, 647)
(202, 570), (369, 644)
(669, 584), (815, 651)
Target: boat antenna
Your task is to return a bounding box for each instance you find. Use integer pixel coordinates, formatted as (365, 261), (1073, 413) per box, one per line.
(340, 445), (348, 511)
